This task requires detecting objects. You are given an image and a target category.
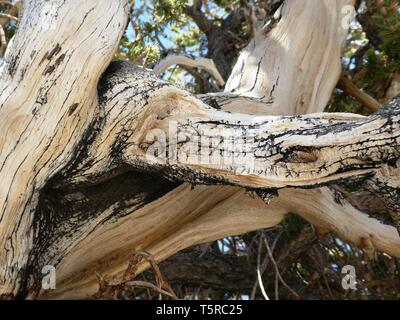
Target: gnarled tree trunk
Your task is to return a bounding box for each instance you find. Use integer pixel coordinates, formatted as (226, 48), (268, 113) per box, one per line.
(0, 0), (399, 300)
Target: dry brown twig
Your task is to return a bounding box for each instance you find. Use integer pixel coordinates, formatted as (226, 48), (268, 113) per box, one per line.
(338, 72), (381, 113)
(264, 236), (300, 299)
(95, 251), (178, 300)
(0, 1), (13, 8)
(0, 1), (19, 59)
(250, 229), (282, 300)
(0, 1), (19, 28)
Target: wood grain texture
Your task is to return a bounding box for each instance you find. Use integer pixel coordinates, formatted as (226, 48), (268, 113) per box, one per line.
(0, 0), (398, 300)
(0, 0), (128, 296)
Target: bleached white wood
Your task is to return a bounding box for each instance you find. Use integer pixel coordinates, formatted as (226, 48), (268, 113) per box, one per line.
(0, 0), (128, 297)
(0, 0), (398, 300)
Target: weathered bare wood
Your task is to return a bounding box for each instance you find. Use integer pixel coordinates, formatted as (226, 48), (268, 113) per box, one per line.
(84, 62), (400, 190)
(225, 0), (354, 115)
(153, 53), (225, 87)
(0, 0), (128, 297)
(0, 0), (398, 301)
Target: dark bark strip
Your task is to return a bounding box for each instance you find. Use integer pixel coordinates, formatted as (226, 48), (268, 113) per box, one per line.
(20, 170), (180, 298)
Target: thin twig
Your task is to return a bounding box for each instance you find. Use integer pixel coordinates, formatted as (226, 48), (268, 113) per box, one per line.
(314, 247), (335, 300)
(153, 53), (225, 87)
(0, 12), (18, 22)
(244, 0), (258, 38)
(256, 233), (269, 300)
(250, 232), (267, 299)
(96, 251), (178, 300)
(338, 72), (381, 113)
(264, 237), (300, 299)
(124, 281), (177, 299)
(274, 272), (279, 300)
(271, 230), (283, 252)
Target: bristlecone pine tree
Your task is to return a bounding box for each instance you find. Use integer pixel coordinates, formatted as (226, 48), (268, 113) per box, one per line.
(0, 0), (399, 299)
